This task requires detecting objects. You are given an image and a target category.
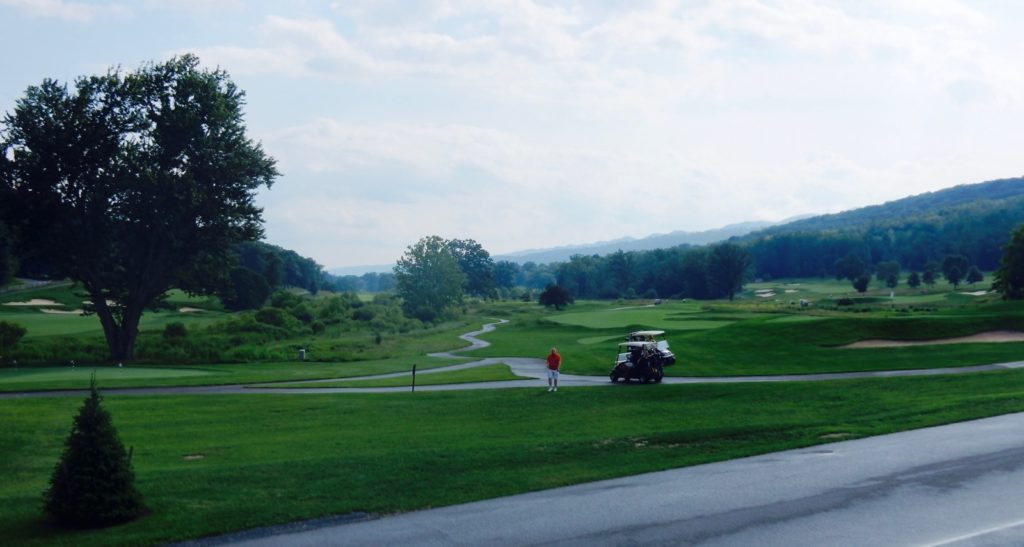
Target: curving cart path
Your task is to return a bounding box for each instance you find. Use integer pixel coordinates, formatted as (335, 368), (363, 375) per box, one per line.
(4, 319), (1024, 399)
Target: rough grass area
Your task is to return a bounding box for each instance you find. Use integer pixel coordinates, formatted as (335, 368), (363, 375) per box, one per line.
(5, 370), (1024, 546)
(267, 363), (528, 388)
(0, 357), (468, 392)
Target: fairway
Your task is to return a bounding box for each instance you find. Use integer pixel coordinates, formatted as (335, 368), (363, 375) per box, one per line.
(6, 370), (1024, 546)
(1, 310), (222, 339)
(1, 366), (215, 385)
(547, 302), (712, 329)
(269, 363), (528, 388)
(0, 357), (469, 392)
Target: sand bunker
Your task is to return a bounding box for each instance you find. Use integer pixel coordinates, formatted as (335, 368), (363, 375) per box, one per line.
(756, 291), (776, 298)
(784, 289), (798, 294)
(842, 330), (1024, 349)
(178, 307), (205, 313)
(3, 299), (61, 306)
(963, 290), (990, 296)
(40, 308), (85, 315)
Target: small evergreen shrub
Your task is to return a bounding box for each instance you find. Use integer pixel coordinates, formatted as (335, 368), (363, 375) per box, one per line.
(44, 377), (146, 528)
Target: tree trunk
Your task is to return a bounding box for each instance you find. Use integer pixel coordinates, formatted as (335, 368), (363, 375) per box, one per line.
(92, 296), (143, 362)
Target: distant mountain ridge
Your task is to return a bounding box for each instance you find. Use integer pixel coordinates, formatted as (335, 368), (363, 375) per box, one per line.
(493, 221), (778, 265)
(744, 176), (1024, 238)
(330, 176), (1024, 274)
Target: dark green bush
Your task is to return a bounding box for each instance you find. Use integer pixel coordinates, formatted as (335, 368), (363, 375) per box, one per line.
(290, 303), (314, 323)
(0, 319), (28, 355)
(162, 322), (188, 339)
(353, 308), (375, 321)
(255, 307), (291, 328)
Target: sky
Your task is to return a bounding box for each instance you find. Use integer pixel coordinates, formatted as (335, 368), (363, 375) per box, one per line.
(2, 1), (1023, 270)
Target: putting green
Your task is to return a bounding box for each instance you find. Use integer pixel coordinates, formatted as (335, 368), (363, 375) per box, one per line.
(0, 366), (214, 385)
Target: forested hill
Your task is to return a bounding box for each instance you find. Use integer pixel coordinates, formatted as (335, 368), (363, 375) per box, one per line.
(742, 176), (1024, 279)
(752, 176), (1024, 237)
(495, 221), (775, 265)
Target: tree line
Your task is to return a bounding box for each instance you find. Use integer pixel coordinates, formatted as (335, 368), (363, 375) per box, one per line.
(745, 195), (1024, 280)
(393, 235), (753, 321)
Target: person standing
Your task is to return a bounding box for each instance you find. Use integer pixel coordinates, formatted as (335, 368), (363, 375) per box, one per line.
(546, 347), (562, 392)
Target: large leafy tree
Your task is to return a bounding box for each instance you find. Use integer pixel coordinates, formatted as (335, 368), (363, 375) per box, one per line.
(394, 235), (466, 322)
(966, 265), (984, 285)
(707, 243), (751, 300)
(447, 238), (496, 298)
(493, 260), (519, 290)
(0, 55), (277, 360)
(538, 283), (573, 310)
(833, 253), (865, 282)
(0, 220), (15, 285)
(922, 261), (939, 287)
(942, 255), (969, 289)
(994, 225), (1024, 299)
(875, 261), (900, 283)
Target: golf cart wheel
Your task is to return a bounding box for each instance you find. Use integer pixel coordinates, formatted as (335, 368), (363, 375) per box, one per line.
(610, 374), (619, 383)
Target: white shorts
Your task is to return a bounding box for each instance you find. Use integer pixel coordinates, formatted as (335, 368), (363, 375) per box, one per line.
(547, 369), (560, 379)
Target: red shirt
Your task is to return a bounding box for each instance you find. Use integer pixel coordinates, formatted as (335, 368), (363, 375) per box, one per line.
(546, 353), (562, 370)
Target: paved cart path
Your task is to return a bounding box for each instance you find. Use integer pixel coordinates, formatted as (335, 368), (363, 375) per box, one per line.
(4, 319), (1024, 399)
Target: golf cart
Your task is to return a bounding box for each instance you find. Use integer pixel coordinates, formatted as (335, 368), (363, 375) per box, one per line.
(610, 330), (676, 383)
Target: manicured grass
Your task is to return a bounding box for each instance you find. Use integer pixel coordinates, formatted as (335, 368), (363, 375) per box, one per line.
(0, 366), (215, 384)
(0, 357), (468, 392)
(2, 309), (224, 339)
(743, 276), (995, 308)
(470, 301), (1024, 376)
(547, 301), (703, 329)
(269, 363), (528, 388)
(5, 370), (1024, 546)
(0, 283), (84, 308)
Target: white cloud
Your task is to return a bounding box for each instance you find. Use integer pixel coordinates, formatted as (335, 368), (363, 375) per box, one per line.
(0, 0), (128, 22)
(113, 1), (1024, 264)
(260, 113), (1016, 265)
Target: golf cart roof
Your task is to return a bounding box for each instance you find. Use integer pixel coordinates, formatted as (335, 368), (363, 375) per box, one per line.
(630, 330), (665, 336)
(619, 341), (655, 348)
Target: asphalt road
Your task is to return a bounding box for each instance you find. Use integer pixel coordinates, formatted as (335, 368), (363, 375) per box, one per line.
(210, 411), (1024, 546)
